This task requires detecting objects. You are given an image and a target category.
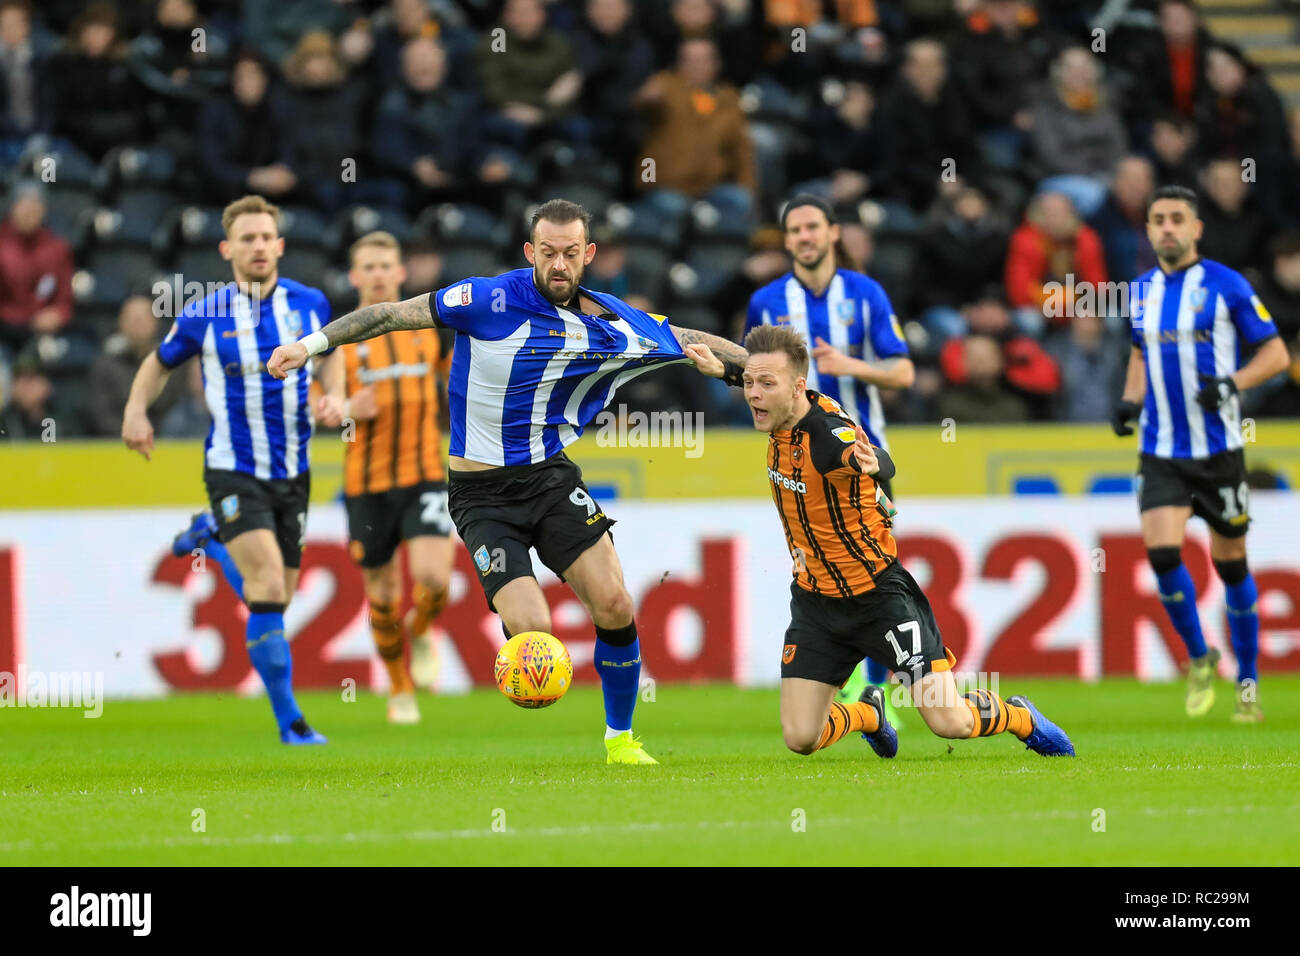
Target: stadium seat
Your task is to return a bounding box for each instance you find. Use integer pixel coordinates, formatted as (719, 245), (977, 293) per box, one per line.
(39, 184), (97, 244)
(688, 200), (753, 244)
(113, 186), (181, 240)
(674, 243), (747, 303)
(869, 237), (918, 311)
(326, 206), (413, 258)
(1012, 476), (1062, 495)
(623, 242), (672, 303)
(12, 139), (99, 189)
(543, 181), (614, 223)
(171, 246), (232, 286)
(277, 206), (331, 251)
(659, 302), (722, 337)
(84, 247), (160, 290)
(279, 248), (331, 291)
(1087, 474), (1136, 495)
(438, 248), (503, 283)
(72, 268), (131, 312)
(100, 145), (177, 191)
(420, 202), (505, 251)
(608, 200), (684, 249)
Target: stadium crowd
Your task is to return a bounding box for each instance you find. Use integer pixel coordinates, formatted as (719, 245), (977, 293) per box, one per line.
(2, 0), (1300, 440)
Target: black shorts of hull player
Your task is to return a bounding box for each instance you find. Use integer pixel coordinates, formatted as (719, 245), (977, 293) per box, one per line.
(1111, 185), (1290, 723)
(713, 323), (1075, 758)
(267, 198), (754, 765)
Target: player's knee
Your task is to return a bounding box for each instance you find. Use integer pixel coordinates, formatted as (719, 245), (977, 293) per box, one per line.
(365, 578), (401, 610)
(1147, 546), (1182, 575)
(244, 569), (287, 604)
(590, 586), (634, 629)
(414, 569), (450, 597)
(783, 727), (819, 755)
(1213, 557), (1249, 585)
(922, 704), (972, 740)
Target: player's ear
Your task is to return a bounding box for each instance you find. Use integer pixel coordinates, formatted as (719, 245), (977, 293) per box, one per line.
(523, 241), (535, 264)
(395, 263), (408, 286)
(346, 267), (360, 290)
(584, 242), (596, 265)
(218, 238), (232, 262)
(1193, 218), (1204, 241)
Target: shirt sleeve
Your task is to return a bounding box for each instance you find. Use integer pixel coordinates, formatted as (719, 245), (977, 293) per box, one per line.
(741, 294), (763, 344)
(864, 280), (908, 359)
(156, 310), (205, 369)
(807, 413), (865, 475)
(430, 276), (515, 337)
(1225, 272), (1279, 346)
(309, 290), (335, 355)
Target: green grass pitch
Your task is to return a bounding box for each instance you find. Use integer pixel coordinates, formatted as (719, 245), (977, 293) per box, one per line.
(3, 679), (1298, 865)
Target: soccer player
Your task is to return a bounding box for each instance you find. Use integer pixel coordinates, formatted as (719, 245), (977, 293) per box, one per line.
(743, 195), (915, 712)
(1111, 185), (1289, 722)
(316, 231), (457, 725)
(267, 198), (748, 764)
(122, 195), (334, 745)
(694, 324), (1074, 758)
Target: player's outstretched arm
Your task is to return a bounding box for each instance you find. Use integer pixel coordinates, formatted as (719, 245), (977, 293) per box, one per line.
(1112, 345), (1145, 436)
(121, 351), (174, 461)
(670, 325), (754, 377)
(268, 295), (435, 380)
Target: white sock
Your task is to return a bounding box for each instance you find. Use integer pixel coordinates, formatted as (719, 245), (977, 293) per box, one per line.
(605, 726), (629, 739)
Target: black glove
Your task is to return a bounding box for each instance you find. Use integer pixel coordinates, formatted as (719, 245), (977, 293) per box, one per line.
(1111, 400), (1142, 436)
(1197, 375), (1238, 412)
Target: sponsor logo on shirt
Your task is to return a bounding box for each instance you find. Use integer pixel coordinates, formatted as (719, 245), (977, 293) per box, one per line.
(1251, 295), (1273, 323)
(832, 426), (856, 444)
(443, 283), (472, 308)
(768, 468), (807, 494)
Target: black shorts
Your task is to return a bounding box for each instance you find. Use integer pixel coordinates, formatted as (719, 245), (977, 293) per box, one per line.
(204, 468), (311, 569)
(448, 452), (615, 611)
(344, 480), (452, 569)
(1138, 449), (1250, 538)
(781, 562), (955, 687)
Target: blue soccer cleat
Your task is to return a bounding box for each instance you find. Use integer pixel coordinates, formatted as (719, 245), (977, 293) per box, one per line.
(172, 511), (218, 558)
(860, 684), (898, 758)
(1006, 695), (1075, 757)
(280, 718), (328, 745)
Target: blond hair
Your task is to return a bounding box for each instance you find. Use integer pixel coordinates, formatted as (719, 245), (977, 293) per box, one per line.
(221, 195), (282, 236)
(348, 230), (402, 265)
(742, 324), (810, 379)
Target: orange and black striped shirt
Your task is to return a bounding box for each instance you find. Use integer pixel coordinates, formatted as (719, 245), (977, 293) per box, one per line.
(766, 391), (898, 597)
(340, 328), (453, 496)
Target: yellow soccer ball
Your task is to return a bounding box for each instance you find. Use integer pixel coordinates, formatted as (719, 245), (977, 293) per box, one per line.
(493, 631), (573, 708)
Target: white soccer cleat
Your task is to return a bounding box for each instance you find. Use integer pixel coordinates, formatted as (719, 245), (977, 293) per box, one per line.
(409, 633), (439, 691)
(387, 690), (420, 725)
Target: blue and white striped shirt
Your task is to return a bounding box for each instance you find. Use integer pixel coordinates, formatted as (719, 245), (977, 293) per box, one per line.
(431, 268), (688, 465)
(1130, 259), (1277, 459)
(743, 270), (908, 450)
(157, 278), (331, 478)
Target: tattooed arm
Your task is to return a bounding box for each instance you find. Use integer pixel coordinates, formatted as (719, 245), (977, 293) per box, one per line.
(267, 295), (437, 379)
(671, 324), (749, 384)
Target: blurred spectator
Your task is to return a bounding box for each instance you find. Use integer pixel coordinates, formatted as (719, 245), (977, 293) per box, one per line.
(241, 0), (354, 66)
(1046, 308), (1125, 422)
(374, 37), (501, 214)
(572, 0), (656, 163)
(1254, 233), (1300, 344)
(795, 79), (894, 206)
(1253, 333), (1300, 418)
(281, 31), (393, 214)
(1195, 43), (1287, 164)
(883, 38), (978, 212)
(652, 0), (755, 89)
(1004, 191), (1108, 336)
(939, 292), (1060, 418)
(401, 237), (443, 294)
(0, 348), (58, 438)
(0, 183), (73, 359)
(1028, 47), (1128, 217)
(50, 1), (148, 161)
(633, 37), (756, 220)
(476, 0), (587, 156)
(1257, 106), (1300, 233)
(1196, 157), (1268, 274)
(1088, 155), (1156, 283)
(0, 0), (54, 143)
(1116, 0), (1208, 127)
(368, 0), (476, 93)
(953, 0), (1061, 169)
(1147, 111), (1199, 189)
(915, 186), (1009, 342)
(197, 49), (297, 203)
(131, 0), (231, 138)
(937, 333), (1030, 423)
(584, 225), (631, 300)
(86, 295), (185, 436)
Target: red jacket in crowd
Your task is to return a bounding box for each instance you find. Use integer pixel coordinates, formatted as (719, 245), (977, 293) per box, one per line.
(0, 220), (74, 330)
(1003, 220), (1108, 320)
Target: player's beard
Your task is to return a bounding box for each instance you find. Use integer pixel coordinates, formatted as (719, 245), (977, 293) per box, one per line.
(1155, 237), (1190, 268)
(794, 243), (830, 272)
(536, 263), (583, 306)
